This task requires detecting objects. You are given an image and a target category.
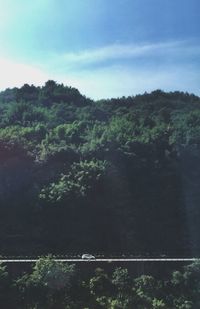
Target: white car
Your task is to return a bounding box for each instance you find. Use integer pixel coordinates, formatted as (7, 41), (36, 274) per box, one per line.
(81, 254), (95, 260)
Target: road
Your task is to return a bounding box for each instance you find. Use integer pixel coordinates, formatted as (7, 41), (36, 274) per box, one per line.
(0, 258), (198, 263)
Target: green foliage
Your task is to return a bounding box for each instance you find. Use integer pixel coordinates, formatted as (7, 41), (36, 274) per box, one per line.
(170, 260), (200, 308)
(53, 121), (86, 143)
(30, 256), (75, 290)
(89, 268), (112, 297)
(5, 101), (47, 126)
(0, 81), (200, 257)
(37, 121), (88, 161)
(2, 259), (200, 308)
(16, 256), (76, 308)
(134, 275), (163, 308)
(0, 262), (8, 280)
(152, 298), (167, 308)
(0, 124), (47, 153)
(39, 159), (108, 203)
(112, 267), (131, 294)
(38, 80), (89, 106)
(0, 263), (11, 306)
(173, 297), (193, 309)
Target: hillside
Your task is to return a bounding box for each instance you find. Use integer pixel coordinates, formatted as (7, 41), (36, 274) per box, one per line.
(0, 81), (200, 256)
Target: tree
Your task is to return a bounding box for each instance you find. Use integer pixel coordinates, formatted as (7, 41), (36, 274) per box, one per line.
(134, 275), (165, 309)
(16, 256), (76, 309)
(39, 159), (108, 203)
(89, 268), (113, 308)
(170, 260), (200, 308)
(112, 267), (131, 299)
(0, 263), (10, 306)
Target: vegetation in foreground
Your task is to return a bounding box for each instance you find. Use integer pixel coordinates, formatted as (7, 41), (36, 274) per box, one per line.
(0, 257), (200, 309)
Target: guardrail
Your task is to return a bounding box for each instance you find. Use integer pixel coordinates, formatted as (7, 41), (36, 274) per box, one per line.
(0, 258), (198, 263)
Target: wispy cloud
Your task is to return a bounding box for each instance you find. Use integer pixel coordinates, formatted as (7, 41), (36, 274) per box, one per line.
(0, 40), (200, 100)
(58, 40), (200, 69)
(44, 40), (200, 99)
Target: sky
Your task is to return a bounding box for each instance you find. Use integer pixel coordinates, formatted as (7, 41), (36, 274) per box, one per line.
(0, 0), (199, 99)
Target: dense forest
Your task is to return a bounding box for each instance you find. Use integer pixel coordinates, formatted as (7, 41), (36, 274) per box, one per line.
(0, 80), (200, 256)
(0, 257), (200, 308)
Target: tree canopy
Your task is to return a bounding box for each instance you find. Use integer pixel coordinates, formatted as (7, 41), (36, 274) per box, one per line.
(0, 81), (199, 256)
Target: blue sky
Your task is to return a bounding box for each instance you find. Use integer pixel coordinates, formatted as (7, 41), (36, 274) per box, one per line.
(0, 0), (199, 99)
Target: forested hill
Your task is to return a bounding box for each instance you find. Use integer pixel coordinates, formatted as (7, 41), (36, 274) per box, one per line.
(0, 80), (200, 256)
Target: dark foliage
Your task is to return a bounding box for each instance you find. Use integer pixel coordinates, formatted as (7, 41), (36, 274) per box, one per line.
(0, 81), (199, 256)
(1, 258), (200, 308)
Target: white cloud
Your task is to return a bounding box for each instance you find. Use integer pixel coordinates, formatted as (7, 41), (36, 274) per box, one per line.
(0, 57), (49, 90)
